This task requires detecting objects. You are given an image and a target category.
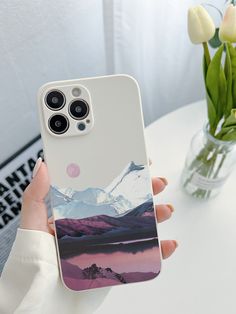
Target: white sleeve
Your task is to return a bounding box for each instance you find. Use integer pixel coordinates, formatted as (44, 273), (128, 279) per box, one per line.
(0, 228), (109, 314)
(0, 228), (58, 314)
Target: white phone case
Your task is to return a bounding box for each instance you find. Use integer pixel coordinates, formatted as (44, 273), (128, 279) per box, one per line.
(37, 75), (161, 292)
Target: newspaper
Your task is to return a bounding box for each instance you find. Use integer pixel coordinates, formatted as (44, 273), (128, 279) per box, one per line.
(0, 136), (43, 273)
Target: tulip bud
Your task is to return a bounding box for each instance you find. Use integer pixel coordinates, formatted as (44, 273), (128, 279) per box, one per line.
(219, 4), (236, 43)
(188, 5), (215, 44)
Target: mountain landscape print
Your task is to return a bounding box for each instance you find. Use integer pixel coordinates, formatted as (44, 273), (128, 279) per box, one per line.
(52, 162), (161, 291)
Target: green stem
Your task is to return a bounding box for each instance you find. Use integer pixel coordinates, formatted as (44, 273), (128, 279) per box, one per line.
(183, 139), (216, 188)
(206, 150), (227, 198)
(183, 143), (227, 199)
(195, 147), (218, 198)
(203, 42), (211, 67)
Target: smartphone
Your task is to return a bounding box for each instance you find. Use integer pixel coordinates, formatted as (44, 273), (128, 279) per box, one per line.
(37, 75), (161, 292)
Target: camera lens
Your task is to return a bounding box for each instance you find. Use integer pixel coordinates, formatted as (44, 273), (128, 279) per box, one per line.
(48, 114), (69, 134)
(69, 99), (89, 120)
(45, 90), (65, 110)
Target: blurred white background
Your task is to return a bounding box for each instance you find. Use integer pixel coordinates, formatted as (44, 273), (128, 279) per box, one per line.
(0, 0), (224, 163)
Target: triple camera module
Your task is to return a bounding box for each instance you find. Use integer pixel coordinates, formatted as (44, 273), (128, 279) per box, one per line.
(45, 90), (90, 135)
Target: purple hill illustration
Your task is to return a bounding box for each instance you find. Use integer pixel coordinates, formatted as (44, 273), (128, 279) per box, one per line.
(61, 260), (158, 290)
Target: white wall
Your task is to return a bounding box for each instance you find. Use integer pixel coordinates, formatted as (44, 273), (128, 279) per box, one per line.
(0, 0), (107, 163)
(103, 0), (224, 125)
(0, 0), (224, 163)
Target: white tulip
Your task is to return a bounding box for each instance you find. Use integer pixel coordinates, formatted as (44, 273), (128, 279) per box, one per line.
(219, 4), (236, 43)
(188, 5), (215, 44)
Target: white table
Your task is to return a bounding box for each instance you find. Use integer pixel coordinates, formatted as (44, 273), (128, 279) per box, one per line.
(94, 101), (236, 314)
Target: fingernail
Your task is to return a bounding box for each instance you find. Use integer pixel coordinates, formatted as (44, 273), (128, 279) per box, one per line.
(172, 240), (178, 248)
(159, 177), (168, 185)
(166, 204), (174, 212)
(32, 157), (42, 178)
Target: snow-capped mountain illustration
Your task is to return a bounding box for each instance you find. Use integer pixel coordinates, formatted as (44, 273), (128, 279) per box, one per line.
(105, 161), (152, 207)
(50, 187), (73, 207)
(53, 162), (152, 219)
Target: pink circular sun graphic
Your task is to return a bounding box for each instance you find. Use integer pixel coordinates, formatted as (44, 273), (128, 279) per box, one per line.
(66, 163), (80, 178)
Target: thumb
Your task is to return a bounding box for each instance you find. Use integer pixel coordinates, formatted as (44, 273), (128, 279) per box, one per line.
(20, 158), (53, 234)
(25, 158), (49, 202)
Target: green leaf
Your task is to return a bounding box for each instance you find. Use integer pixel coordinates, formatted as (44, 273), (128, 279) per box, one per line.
(208, 28), (222, 49)
(217, 109), (236, 140)
(228, 44), (236, 108)
(206, 92), (217, 134)
(221, 130), (236, 141)
(225, 44), (233, 116)
(203, 55), (217, 131)
(218, 67), (227, 119)
(206, 45), (224, 126)
(223, 109), (236, 128)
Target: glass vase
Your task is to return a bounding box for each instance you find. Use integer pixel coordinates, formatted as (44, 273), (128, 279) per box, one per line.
(181, 124), (236, 200)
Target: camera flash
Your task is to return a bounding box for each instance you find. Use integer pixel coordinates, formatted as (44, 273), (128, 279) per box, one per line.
(78, 122), (86, 131)
(72, 87), (81, 97)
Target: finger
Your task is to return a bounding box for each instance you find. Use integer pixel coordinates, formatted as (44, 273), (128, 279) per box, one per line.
(25, 160), (50, 202)
(155, 204), (174, 223)
(48, 216), (55, 234)
(161, 240), (178, 259)
(48, 221), (55, 235)
(20, 161), (52, 234)
(48, 216), (53, 224)
(152, 177), (168, 195)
